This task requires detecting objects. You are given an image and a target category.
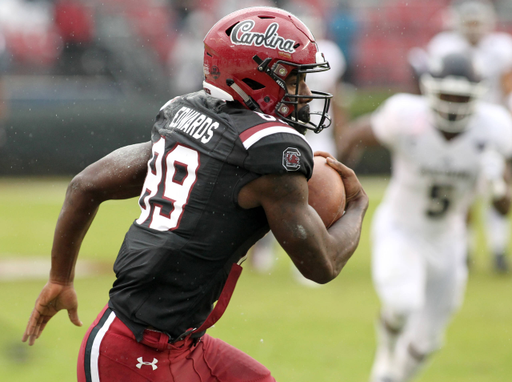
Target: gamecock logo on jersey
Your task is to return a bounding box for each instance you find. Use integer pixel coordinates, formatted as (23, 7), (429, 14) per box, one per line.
(231, 20), (296, 53)
(283, 147), (301, 171)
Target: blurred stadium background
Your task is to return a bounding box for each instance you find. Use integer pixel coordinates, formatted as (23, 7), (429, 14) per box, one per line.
(1, 0), (512, 381)
(2, 0), (512, 176)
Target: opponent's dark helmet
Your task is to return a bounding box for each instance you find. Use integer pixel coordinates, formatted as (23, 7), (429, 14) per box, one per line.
(420, 52), (487, 133)
(202, 6), (332, 133)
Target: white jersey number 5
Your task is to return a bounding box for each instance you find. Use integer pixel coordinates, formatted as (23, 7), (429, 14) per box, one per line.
(426, 184), (453, 218)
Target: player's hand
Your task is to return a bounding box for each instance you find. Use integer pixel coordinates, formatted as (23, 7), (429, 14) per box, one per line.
(314, 151), (368, 207)
(22, 281), (82, 346)
(481, 149), (507, 198)
(481, 148), (505, 181)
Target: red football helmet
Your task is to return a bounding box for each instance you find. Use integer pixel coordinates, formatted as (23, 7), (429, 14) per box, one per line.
(203, 6), (332, 133)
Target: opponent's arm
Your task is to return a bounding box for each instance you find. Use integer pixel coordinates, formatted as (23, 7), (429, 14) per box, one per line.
(239, 156), (368, 284)
(480, 146), (512, 216)
(337, 115), (381, 167)
(501, 69), (512, 113)
(332, 83), (349, 154)
(22, 141), (151, 346)
(491, 160), (512, 215)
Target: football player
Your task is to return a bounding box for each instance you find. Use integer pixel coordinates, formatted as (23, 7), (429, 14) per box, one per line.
(427, 0), (512, 272)
(22, 7), (368, 382)
(339, 52), (512, 382)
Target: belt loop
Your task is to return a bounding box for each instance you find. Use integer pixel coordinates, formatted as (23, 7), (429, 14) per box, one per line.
(158, 331), (170, 351)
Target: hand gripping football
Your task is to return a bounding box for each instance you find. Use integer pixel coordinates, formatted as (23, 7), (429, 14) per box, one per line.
(308, 156), (346, 228)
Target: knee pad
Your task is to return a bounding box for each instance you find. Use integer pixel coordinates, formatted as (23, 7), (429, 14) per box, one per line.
(381, 307), (408, 332)
(407, 331), (443, 356)
(407, 342), (433, 361)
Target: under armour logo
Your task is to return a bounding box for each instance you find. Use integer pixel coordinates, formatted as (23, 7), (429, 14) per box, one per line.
(136, 357), (158, 370)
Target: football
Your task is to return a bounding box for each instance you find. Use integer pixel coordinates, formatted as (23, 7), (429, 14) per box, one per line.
(308, 156), (346, 228)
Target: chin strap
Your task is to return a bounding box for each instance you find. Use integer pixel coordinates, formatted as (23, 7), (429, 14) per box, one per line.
(226, 79), (260, 111)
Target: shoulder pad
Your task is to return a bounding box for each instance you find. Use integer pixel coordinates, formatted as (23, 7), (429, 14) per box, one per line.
(241, 122), (314, 179)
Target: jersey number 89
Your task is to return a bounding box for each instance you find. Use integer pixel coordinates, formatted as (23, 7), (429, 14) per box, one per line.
(136, 137), (199, 231)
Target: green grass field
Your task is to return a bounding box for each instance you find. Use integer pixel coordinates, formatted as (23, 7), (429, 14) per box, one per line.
(1, 176), (511, 382)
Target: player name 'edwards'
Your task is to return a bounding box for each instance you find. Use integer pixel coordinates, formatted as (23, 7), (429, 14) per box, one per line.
(169, 106), (220, 144)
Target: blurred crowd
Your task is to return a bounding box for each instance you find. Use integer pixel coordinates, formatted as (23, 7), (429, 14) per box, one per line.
(1, 0), (510, 97)
(0, 0), (357, 96)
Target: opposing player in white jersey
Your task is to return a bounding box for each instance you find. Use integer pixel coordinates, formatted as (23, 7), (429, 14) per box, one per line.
(339, 52), (512, 382)
(427, 0), (512, 272)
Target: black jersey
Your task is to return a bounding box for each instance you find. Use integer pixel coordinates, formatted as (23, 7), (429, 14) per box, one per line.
(109, 91), (314, 341)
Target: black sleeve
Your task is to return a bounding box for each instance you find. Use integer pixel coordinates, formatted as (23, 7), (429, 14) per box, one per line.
(244, 132), (314, 180)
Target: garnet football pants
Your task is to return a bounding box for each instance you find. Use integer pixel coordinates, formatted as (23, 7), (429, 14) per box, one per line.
(78, 306), (275, 382)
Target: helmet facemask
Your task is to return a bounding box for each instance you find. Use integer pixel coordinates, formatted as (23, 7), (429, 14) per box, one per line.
(254, 54), (332, 134)
(420, 73), (487, 133)
(420, 52), (488, 133)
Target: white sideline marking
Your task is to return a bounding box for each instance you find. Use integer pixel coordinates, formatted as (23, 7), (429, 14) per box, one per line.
(0, 256), (111, 281)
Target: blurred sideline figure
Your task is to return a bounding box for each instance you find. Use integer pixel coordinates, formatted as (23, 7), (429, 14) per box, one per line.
(249, 1), (348, 286)
(167, 9), (216, 96)
(426, 0), (512, 272)
(53, 0), (95, 76)
(23, 6), (368, 381)
(167, 0), (275, 96)
(327, 1), (359, 85)
(0, 26), (9, 150)
(339, 52), (512, 382)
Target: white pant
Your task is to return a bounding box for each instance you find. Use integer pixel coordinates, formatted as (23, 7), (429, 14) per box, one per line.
(371, 206), (468, 353)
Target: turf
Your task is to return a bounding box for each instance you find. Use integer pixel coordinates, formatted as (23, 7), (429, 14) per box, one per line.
(1, 176), (511, 382)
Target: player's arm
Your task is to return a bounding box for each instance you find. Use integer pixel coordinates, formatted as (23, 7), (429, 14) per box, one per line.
(22, 141), (151, 346)
(239, 158), (368, 283)
(480, 147), (512, 216)
(491, 160), (512, 215)
(332, 83), (349, 154)
(49, 141), (151, 283)
(501, 69), (512, 112)
(337, 114), (381, 167)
